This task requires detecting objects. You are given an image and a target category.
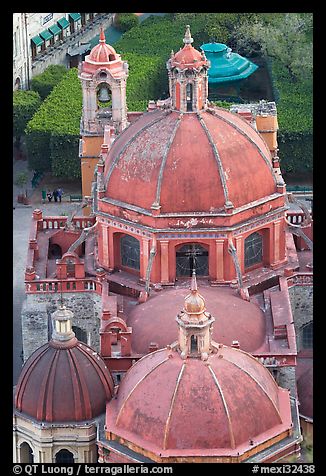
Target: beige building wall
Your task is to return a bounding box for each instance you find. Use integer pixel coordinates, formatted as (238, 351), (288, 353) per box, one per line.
(13, 413), (99, 463)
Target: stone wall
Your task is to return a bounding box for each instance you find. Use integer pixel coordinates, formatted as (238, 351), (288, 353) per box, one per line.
(21, 292), (102, 361)
(276, 366), (297, 397)
(288, 285), (313, 351)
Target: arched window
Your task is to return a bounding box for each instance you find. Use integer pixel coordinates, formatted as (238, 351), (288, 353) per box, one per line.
(176, 244), (208, 277)
(186, 83), (193, 111)
(55, 449), (74, 463)
(120, 235), (140, 271)
(302, 322), (313, 349)
(190, 335), (198, 353)
(20, 442), (34, 463)
(48, 243), (62, 259)
(244, 232), (263, 268)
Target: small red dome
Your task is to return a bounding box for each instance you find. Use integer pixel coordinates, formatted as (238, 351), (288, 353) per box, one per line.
(106, 345), (292, 456)
(88, 27), (118, 63)
(173, 44), (204, 67)
(14, 338), (114, 422)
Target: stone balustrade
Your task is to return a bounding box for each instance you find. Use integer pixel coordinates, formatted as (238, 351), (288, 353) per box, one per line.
(25, 277), (102, 295)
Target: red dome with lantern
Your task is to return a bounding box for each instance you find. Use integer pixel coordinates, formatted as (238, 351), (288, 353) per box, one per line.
(14, 306), (114, 423)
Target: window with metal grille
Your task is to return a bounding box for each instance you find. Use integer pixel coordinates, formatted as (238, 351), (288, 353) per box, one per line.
(302, 322), (313, 349)
(244, 232), (263, 268)
(121, 235), (140, 270)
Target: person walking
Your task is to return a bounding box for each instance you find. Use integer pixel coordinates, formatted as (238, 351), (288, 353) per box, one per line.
(47, 190), (53, 202)
(53, 189), (58, 203)
(57, 188), (63, 203)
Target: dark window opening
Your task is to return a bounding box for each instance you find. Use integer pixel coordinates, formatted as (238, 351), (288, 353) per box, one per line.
(20, 442), (34, 463)
(121, 235), (140, 271)
(72, 326), (87, 343)
(190, 335), (198, 353)
(55, 449), (74, 464)
(244, 232), (263, 268)
(186, 83), (193, 111)
(176, 244), (208, 277)
(48, 243), (62, 259)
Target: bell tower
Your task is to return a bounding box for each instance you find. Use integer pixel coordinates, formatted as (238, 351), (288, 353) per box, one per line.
(167, 25), (210, 113)
(78, 26), (129, 200)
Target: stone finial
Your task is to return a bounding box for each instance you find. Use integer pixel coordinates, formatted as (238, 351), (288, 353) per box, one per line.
(183, 25), (194, 45)
(99, 25), (106, 43)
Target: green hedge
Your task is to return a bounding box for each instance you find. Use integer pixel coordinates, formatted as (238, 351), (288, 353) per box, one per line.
(31, 64), (68, 100)
(269, 59), (312, 174)
(13, 90), (41, 141)
(115, 13), (139, 32)
(26, 68), (82, 174)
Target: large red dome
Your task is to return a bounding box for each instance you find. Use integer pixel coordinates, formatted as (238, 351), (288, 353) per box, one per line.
(105, 344), (292, 458)
(126, 286), (266, 354)
(104, 107), (277, 213)
(14, 337), (114, 423)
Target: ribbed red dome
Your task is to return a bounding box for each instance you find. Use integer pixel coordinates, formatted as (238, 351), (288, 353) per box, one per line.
(14, 338), (114, 422)
(105, 344), (292, 457)
(88, 42), (118, 63)
(173, 44), (204, 66)
(126, 286), (266, 354)
(104, 107), (277, 213)
(88, 27), (118, 63)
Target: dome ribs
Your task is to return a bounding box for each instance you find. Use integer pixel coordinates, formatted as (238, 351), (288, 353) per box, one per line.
(36, 349), (60, 421)
(105, 110), (168, 190)
(115, 356), (170, 426)
(223, 357), (283, 424)
(152, 114), (183, 210)
(197, 113), (233, 210)
(77, 344), (114, 399)
(207, 364), (236, 449)
(163, 362), (186, 449)
(68, 348), (93, 421)
(208, 109), (277, 187)
(15, 345), (49, 411)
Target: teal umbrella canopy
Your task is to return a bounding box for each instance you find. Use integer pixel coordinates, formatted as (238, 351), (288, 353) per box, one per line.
(201, 43), (258, 84)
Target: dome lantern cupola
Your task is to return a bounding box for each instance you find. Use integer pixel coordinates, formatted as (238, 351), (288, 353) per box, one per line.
(176, 271), (215, 360)
(167, 25), (210, 112)
(51, 304), (76, 344)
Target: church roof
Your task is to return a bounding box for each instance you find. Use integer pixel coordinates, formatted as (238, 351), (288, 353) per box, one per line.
(103, 107), (277, 214)
(105, 344), (292, 457)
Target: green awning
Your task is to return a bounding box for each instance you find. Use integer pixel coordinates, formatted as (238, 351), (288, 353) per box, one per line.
(40, 29), (53, 41)
(69, 13), (81, 22)
(31, 35), (44, 47)
(57, 17), (70, 29)
(48, 24), (61, 36)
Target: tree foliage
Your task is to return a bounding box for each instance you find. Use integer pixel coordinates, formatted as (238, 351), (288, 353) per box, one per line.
(25, 68), (82, 174)
(31, 64), (68, 100)
(13, 90), (41, 141)
(231, 13), (313, 81)
(115, 13), (139, 32)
